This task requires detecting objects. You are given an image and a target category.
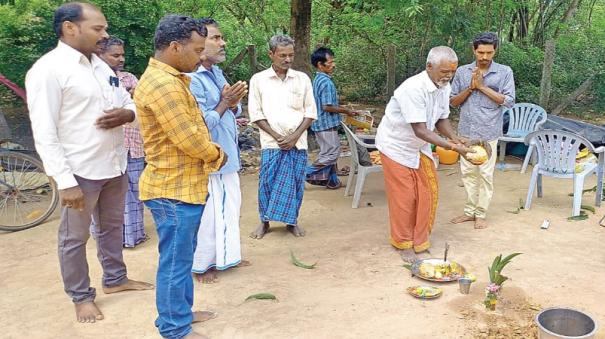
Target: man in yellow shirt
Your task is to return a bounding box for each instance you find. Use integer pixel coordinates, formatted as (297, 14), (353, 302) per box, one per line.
(135, 15), (226, 339)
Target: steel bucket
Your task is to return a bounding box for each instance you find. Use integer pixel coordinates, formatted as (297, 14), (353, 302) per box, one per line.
(458, 278), (472, 294)
(535, 307), (598, 339)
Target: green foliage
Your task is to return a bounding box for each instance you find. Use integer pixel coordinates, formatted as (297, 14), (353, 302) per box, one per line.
(488, 252), (522, 286)
(0, 0), (603, 113)
(496, 43), (543, 104)
(0, 0), (57, 87)
(96, 0), (162, 76)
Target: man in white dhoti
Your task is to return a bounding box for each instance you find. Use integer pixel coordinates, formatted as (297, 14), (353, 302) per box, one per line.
(188, 18), (249, 283)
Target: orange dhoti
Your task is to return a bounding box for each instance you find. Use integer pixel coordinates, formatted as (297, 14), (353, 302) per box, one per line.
(381, 152), (438, 252)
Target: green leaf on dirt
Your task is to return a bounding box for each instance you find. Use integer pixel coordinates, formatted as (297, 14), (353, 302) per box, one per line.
(506, 208), (521, 214)
(568, 186), (597, 197)
(581, 204), (596, 214)
(567, 210), (589, 221)
(245, 293), (277, 301)
(506, 198), (525, 214)
(290, 250), (317, 269)
(402, 264), (412, 271)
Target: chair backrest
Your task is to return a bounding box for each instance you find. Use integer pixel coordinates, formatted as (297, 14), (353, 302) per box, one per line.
(504, 103), (547, 138)
(524, 129), (596, 175)
(340, 122), (375, 167)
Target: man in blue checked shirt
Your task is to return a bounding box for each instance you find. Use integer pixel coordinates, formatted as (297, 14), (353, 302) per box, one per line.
(449, 32), (515, 230)
(188, 17), (249, 284)
(305, 47), (358, 189)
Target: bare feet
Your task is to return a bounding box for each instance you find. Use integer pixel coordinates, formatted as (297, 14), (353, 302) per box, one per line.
(287, 224), (305, 237)
(75, 301), (104, 323)
(192, 310), (217, 323)
(103, 279), (154, 294)
(194, 270), (219, 284)
(250, 222), (270, 239)
(415, 250), (431, 260)
(398, 249), (417, 263)
(450, 215), (475, 224)
(474, 217), (488, 229)
(183, 331), (209, 339)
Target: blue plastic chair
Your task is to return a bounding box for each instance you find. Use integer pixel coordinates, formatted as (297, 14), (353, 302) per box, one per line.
(498, 103), (547, 172)
(341, 122), (383, 208)
(523, 130), (604, 216)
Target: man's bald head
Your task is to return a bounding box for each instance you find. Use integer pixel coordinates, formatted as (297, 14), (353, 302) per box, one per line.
(53, 2), (101, 37)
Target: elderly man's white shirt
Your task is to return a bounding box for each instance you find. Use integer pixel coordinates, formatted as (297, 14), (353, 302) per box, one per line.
(26, 41), (136, 189)
(376, 71), (450, 169)
(248, 67), (317, 150)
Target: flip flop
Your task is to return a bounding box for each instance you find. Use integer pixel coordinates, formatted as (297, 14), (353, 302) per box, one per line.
(326, 181), (342, 190)
(336, 166), (350, 176)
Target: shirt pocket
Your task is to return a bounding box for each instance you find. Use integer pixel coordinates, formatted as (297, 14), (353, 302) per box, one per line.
(289, 90), (304, 110)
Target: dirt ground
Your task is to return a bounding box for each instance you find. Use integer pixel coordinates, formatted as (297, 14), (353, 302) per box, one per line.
(1, 156), (605, 339)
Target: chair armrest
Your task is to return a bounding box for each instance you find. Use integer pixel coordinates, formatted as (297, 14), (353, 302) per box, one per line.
(349, 133), (376, 148)
(524, 136), (536, 146)
(358, 140), (377, 148)
(535, 119), (548, 129)
(594, 146), (605, 154)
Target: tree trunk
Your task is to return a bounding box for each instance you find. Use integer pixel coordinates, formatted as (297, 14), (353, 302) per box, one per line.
(247, 44), (258, 73)
(386, 45), (396, 97)
(551, 76), (594, 116)
(539, 39), (555, 109)
(553, 0), (581, 39)
(224, 47), (249, 75)
(290, 0), (312, 76)
(517, 5), (529, 39)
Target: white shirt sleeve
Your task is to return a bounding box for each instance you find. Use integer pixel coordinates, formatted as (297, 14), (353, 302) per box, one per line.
(247, 74), (265, 123)
(302, 74), (317, 120)
(26, 67), (78, 189)
(439, 87), (451, 120)
(117, 83), (138, 126)
(399, 87), (428, 124)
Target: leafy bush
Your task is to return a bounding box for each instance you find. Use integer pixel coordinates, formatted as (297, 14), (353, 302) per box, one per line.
(0, 0), (603, 115)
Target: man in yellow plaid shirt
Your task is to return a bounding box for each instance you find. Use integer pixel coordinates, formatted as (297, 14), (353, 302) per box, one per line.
(135, 15), (226, 339)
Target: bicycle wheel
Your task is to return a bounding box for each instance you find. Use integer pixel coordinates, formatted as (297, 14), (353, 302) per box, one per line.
(0, 151), (59, 231)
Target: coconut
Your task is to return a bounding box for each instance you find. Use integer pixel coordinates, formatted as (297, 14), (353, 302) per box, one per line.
(466, 145), (489, 165)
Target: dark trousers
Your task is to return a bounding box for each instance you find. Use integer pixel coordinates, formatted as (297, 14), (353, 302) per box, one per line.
(58, 174), (128, 303)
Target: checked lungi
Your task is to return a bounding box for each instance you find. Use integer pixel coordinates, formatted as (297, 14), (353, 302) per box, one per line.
(123, 155), (147, 247)
(89, 154), (147, 247)
(258, 148), (307, 226)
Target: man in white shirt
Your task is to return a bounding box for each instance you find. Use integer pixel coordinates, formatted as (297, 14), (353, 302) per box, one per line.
(25, 2), (152, 323)
(376, 46), (472, 263)
(248, 35), (317, 239)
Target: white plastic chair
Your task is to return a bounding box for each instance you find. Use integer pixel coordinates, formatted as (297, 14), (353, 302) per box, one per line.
(523, 130), (604, 216)
(341, 122), (383, 208)
(497, 103), (547, 173)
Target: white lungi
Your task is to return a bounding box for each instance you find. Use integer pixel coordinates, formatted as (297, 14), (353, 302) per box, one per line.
(192, 172), (242, 273)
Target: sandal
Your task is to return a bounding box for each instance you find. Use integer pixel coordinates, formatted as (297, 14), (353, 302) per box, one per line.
(326, 181), (342, 189)
(336, 166), (350, 176)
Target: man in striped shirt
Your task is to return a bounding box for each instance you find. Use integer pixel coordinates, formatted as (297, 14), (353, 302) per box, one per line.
(305, 47), (357, 189)
(97, 36), (148, 247)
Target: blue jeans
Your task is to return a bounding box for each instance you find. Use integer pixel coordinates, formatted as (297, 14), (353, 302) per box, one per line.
(144, 199), (204, 339)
